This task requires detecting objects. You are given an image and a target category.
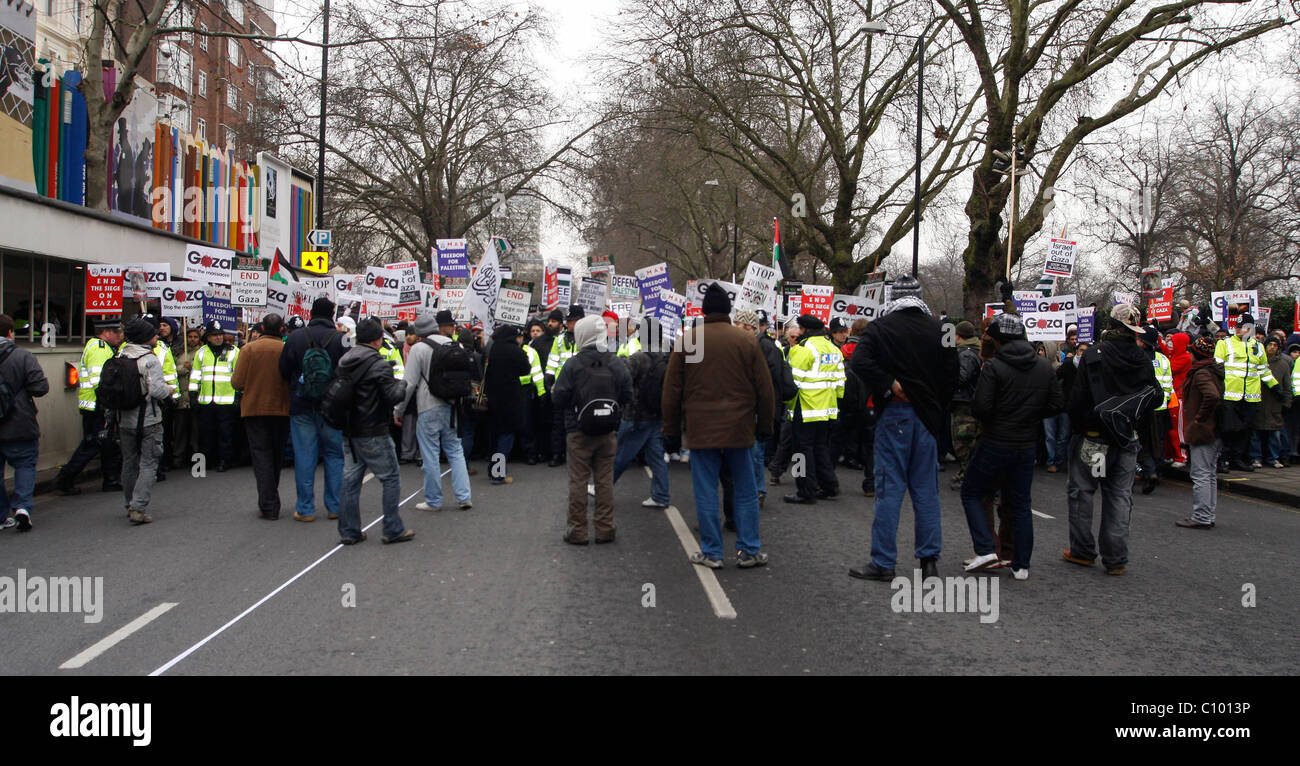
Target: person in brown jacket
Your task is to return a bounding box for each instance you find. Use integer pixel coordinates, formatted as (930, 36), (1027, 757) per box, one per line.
(232, 314), (292, 520)
(1178, 335), (1225, 529)
(662, 283), (775, 569)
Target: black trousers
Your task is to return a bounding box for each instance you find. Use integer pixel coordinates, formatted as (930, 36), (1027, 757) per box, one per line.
(197, 403), (238, 466)
(57, 408), (121, 488)
(245, 416), (289, 515)
(793, 418), (838, 499)
(534, 395), (554, 460)
(1223, 401), (1258, 463)
(159, 403), (175, 470)
(172, 406), (196, 466)
(768, 418), (795, 475)
(550, 413), (567, 460)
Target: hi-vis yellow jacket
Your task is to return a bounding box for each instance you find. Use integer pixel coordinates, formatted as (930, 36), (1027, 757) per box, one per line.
(787, 333), (845, 422)
(1215, 335), (1277, 402)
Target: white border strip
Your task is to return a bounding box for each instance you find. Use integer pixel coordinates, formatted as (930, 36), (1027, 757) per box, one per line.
(663, 505), (737, 620)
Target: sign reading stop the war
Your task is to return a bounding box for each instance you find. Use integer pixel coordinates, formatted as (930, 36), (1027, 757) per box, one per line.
(86, 265), (124, 315)
(159, 280), (207, 321)
(494, 279), (533, 326)
(800, 285), (833, 322)
(1044, 239), (1077, 278)
(363, 265), (402, 303)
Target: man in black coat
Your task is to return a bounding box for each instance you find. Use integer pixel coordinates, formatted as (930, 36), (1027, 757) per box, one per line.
(279, 297), (347, 522)
(959, 314), (1063, 578)
(335, 318), (413, 545)
(484, 324), (532, 485)
(0, 314), (50, 531)
(847, 276), (958, 581)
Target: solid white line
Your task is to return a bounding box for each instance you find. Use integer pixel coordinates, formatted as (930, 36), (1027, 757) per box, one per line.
(1031, 509), (1054, 519)
(644, 465), (653, 479)
(60, 602), (178, 670)
(148, 487), (424, 676)
(663, 505), (737, 620)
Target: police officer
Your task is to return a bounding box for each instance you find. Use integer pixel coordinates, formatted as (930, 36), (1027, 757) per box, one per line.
(54, 318), (124, 495)
(544, 305), (583, 466)
(784, 314), (846, 504)
(190, 321), (241, 472)
(1215, 313), (1277, 471)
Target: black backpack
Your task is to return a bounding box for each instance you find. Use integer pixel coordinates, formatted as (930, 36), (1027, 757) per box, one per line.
(97, 353), (146, 412)
(575, 355), (623, 435)
(1083, 346), (1160, 447)
(634, 353), (669, 420)
(423, 338), (475, 401)
(0, 344), (17, 420)
(320, 356), (379, 432)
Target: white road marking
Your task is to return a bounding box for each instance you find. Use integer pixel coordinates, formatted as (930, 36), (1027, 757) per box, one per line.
(663, 505), (737, 620)
(644, 465), (653, 479)
(60, 602), (178, 670)
(1032, 509), (1055, 519)
(149, 484), (431, 676)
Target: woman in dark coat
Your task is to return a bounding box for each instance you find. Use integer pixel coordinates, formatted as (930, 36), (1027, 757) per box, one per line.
(485, 324), (532, 484)
(1252, 336), (1292, 468)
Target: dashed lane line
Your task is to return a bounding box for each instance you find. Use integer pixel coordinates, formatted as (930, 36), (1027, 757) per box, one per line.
(60, 602), (179, 670)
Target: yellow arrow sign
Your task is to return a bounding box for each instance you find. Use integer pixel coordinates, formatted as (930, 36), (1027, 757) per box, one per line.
(301, 251), (329, 274)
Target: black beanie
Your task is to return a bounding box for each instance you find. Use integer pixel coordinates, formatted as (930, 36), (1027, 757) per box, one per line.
(124, 317), (157, 345)
(356, 317), (383, 344)
(435, 309), (455, 326)
(311, 296), (335, 319)
(702, 283), (731, 316)
(567, 305), (585, 321)
(548, 309), (564, 323)
(796, 314), (824, 331)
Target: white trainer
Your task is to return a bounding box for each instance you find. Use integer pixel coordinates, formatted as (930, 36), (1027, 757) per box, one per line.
(415, 502), (439, 512)
(964, 552), (1000, 572)
(1012, 568), (1029, 580)
(641, 498), (668, 508)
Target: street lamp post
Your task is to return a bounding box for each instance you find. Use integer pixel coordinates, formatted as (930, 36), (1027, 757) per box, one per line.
(861, 20), (924, 277)
(317, 0), (330, 232)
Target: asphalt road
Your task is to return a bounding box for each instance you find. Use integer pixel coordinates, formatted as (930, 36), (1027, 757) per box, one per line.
(1, 455), (1295, 675)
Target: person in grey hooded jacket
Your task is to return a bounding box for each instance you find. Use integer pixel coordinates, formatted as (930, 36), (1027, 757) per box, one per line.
(0, 314), (50, 532)
(119, 317), (173, 525)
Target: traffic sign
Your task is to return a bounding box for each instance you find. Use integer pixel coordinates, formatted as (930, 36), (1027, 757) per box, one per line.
(301, 251), (330, 274)
(307, 229), (332, 248)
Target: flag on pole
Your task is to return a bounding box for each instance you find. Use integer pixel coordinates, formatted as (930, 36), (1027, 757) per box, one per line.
(1034, 274), (1055, 297)
(490, 236), (514, 258)
(773, 218), (794, 280)
(269, 249), (304, 287)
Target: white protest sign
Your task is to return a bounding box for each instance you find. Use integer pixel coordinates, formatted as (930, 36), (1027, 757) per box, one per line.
(1024, 292), (1078, 323)
(231, 256), (269, 307)
(386, 261), (421, 307)
(687, 279), (741, 308)
(576, 279), (609, 314)
(363, 265), (402, 303)
(611, 274), (640, 302)
(1024, 311), (1070, 341)
(160, 280), (207, 321)
(494, 279), (533, 326)
(183, 244), (235, 285)
(119, 262), (171, 298)
(831, 294), (873, 323)
(737, 262), (779, 312)
(332, 274), (364, 306)
(1044, 239), (1077, 278)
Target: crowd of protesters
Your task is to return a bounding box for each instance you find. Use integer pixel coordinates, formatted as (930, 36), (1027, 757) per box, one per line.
(3, 280), (1295, 584)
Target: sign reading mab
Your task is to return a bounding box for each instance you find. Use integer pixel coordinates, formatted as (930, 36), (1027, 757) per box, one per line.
(85, 265), (124, 315)
(435, 239), (470, 279)
(635, 263), (671, 312)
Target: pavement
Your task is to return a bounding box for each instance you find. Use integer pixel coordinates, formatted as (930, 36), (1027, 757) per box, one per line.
(1, 455), (1296, 675)
(1164, 459), (1300, 509)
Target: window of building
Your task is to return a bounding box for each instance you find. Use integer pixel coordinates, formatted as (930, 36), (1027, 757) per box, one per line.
(198, 71), (207, 98)
(196, 117), (206, 139)
(224, 126), (236, 153)
(228, 38), (239, 66)
(226, 83), (237, 109)
(155, 44), (192, 95)
(0, 254), (83, 345)
(229, 0), (245, 26)
(199, 23), (209, 51)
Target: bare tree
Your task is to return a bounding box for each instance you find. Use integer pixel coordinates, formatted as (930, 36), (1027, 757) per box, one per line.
(936, 0), (1293, 318)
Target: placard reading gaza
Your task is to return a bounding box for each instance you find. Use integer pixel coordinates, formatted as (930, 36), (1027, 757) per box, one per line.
(363, 265), (402, 303)
(119, 262), (171, 298)
(86, 266), (124, 315)
(831, 294), (874, 322)
(1023, 293), (1077, 322)
(495, 279), (534, 326)
(159, 280), (207, 321)
(1023, 311), (1070, 341)
(183, 244), (235, 285)
(687, 279), (740, 308)
(386, 261), (421, 307)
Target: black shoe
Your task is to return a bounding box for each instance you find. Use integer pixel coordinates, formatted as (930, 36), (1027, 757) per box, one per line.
(1231, 460), (1254, 473)
(562, 531), (589, 546)
(1141, 477), (1157, 495)
(217, 461), (230, 473)
(526, 455), (538, 465)
(549, 458), (564, 468)
(58, 483), (82, 496)
(848, 562), (896, 581)
(782, 494), (816, 505)
(815, 489), (839, 500)
(1217, 462), (1230, 474)
(595, 530), (616, 544)
(920, 557), (939, 579)
(258, 511), (279, 520)
(155, 472), (167, 483)
(102, 481), (123, 492)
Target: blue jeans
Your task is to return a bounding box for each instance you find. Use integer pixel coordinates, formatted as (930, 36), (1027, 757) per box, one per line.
(1043, 412), (1070, 467)
(1251, 430), (1288, 463)
(0, 439), (39, 514)
(291, 412), (343, 517)
(871, 403), (942, 569)
(960, 444), (1035, 570)
(690, 448), (760, 559)
(417, 406), (470, 506)
(495, 431), (515, 473)
(339, 434), (405, 541)
(751, 439), (767, 498)
(612, 419), (669, 505)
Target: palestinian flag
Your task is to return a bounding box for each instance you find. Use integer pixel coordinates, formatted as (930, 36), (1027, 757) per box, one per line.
(1034, 274), (1055, 297)
(774, 218), (794, 279)
(269, 249), (304, 286)
(490, 236), (514, 257)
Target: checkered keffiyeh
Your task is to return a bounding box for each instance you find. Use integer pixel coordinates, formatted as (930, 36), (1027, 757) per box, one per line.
(989, 312), (1026, 341)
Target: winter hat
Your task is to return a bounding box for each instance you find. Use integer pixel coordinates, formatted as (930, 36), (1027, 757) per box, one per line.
(311, 296), (335, 319)
(435, 309), (455, 327)
(601, 310), (620, 323)
(574, 315), (605, 350)
(1191, 336), (1216, 359)
(204, 321), (228, 338)
(286, 316), (306, 331)
(547, 309), (565, 323)
(1287, 343), (1300, 355)
(336, 315), (357, 339)
(733, 309), (760, 328)
(755, 309), (770, 327)
(356, 317), (384, 344)
(567, 305), (586, 322)
(829, 317), (847, 333)
(1265, 336), (1280, 349)
(526, 318), (544, 333)
(139, 313), (160, 330)
(1109, 304), (1143, 334)
(796, 314), (824, 331)
(124, 317), (157, 345)
(890, 275), (924, 301)
(955, 320), (977, 338)
(987, 313), (1026, 343)
(412, 315), (438, 337)
(702, 283), (731, 316)
(1139, 326), (1159, 347)
(492, 324), (519, 343)
(1237, 312), (1255, 329)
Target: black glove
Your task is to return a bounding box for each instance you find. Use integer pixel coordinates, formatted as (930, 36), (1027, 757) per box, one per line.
(755, 423), (773, 441)
(663, 433), (682, 455)
(189, 391), (199, 408)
